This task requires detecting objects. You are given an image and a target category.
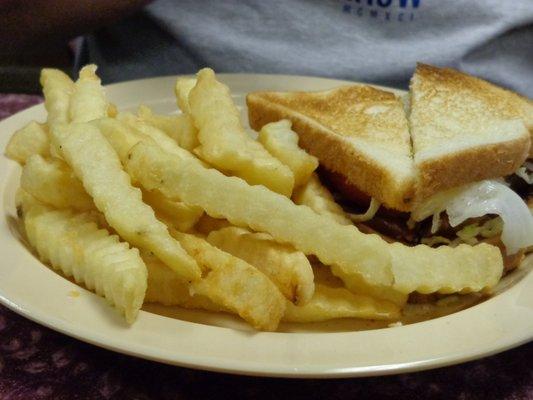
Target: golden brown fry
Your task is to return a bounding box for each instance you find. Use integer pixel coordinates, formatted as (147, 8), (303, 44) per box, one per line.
(137, 105), (199, 151)
(40, 69), (74, 127)
(207, 227), (314, 305)
(5, 122), (50, 164)
(330, 265), (407, 306)
(142, 189), (203, 232)
(92, 118), (145, 163)
(207, 227), (315, 304)
(21, 155), (94, 211)
(311, 257), (407, 307)
(174, 77), (197, 113)
(95, 117), (200, 168)
(189, 68), (294, 196)
(20, 193), (147, 323)
(172, 78), (200, 151)
(116, 112), (201, 163)
(95, 117), (204, 231)
(258, 120), (318, 187)
(143, 251), (220, 310)
(284, 261), (400, 323)
(144, 246), (398, 324)
(389, 242), (503, 294)
(292, 173), (351, 225)
(283, 284), (400, 323)
(69, 65), (108, 123)
(173, 231), (286, 331)
(51, 123), (201, 282)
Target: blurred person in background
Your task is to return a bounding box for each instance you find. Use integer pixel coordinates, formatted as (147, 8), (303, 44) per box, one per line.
(1, 0), (532, 96)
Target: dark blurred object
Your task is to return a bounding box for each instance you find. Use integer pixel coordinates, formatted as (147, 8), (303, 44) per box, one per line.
(0, 0), (150, 92)
(506, 167), (532, 200)
(0, 41), (75, 93)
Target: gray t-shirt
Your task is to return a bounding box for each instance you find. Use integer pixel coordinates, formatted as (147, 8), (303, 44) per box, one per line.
(88, 0), (533, 96)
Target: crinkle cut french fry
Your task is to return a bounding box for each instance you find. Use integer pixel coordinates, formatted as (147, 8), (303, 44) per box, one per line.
(258, 120), (318, 187)
(207, 227), (314, 305)
(126, 142), (505, 293)
(94, 119), (203, 228)
(143, 251), (221, 310)
(143, 250), (192, 305)
(116, 112), (200, 163)
(144, 248), (287, 329)
(173, 113), (199, 152)
(125, 142), (392, 287)
(390, 242), (503, 294)
(69, 65), (108, 123)
(92, 118), (145, 163)
(40, 69), (74, 127)
(189, 68), (295, 196)
(142, 189), (203, 232)
(137, 105), (199, 151)
(173, 231), (286, 331)
(172, 78), (201, 150)
(174, 77), (197, 114)
(5, 122), (50, 164)
(144, 245), (399, 324)
(21, 155), (94, 211)
(20, 193), (147, 323)
(330, 264), (407, 306)
(51, 122), (201, 282)
(292, 173), (351, 226)
(284, 261), (401, 321)
(283, 284), (400, 323)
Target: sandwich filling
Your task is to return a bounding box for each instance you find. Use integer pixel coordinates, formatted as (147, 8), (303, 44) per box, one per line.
(319, 162), (533, 271)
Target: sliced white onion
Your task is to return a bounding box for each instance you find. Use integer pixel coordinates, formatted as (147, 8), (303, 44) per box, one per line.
(413, 180), (533, 254)
(430, 212), (441, 234)
(348, 198), (381, 222)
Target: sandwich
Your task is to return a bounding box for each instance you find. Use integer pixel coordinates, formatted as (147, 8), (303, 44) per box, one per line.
(247, 64), (533, 271)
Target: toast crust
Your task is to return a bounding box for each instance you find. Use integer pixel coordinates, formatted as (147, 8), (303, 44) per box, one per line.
(415, 134), (530, 203)
(247, 91), (415, 211)
(410, 64), (531, 202)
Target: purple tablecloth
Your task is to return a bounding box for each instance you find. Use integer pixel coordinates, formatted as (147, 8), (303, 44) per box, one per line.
(1, 94), (532, 400)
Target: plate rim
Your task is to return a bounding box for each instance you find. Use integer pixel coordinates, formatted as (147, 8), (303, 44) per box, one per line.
(0, 73), (532, 378)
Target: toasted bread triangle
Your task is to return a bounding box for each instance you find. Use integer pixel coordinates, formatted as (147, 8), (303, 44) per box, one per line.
(247, 66), (531, 212)
(409, 64), (531, 203)
(247, 85), (416, 211)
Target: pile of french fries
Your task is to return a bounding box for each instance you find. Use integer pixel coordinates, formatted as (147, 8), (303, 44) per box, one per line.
(5, 66), (504, 330)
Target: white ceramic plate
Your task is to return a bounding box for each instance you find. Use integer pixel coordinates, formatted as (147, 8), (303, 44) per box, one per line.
(1, 74), (532, 378)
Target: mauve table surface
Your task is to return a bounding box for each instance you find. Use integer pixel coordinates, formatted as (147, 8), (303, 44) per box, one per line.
(0, 94), (531, 400)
